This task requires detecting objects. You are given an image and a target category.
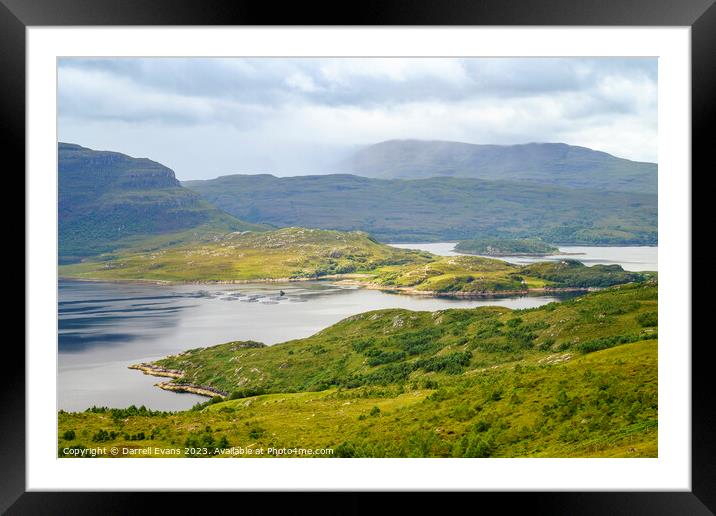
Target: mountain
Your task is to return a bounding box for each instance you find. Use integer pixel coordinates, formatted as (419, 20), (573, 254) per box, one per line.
(58, 143), (265, 262)
(183, 174), (657, 245)
(338, 140), (657, 194)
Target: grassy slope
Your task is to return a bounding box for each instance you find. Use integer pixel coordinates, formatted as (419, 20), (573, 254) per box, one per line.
(183, 174), (657, 245)
(58, 232), (645, 291)
(58, 282), (657, 457)
(365, 256), (649, 293)
(59, 227), (432, 282)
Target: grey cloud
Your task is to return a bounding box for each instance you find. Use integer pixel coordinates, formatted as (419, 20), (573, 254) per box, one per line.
(57, 57), (657, 178)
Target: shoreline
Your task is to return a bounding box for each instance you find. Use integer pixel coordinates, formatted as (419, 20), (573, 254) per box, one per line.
(154, 382), (228, 399)
(129, 363), (226, 399)
(61, 274), (598, 298)
(333, 279), (599, 298)
(58, 273), (371, 286)
(456, 251), (585, 258)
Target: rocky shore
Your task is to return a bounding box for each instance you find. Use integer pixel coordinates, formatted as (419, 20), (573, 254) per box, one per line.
(333, 279), (599, 298)
(128, 363), (227, 399)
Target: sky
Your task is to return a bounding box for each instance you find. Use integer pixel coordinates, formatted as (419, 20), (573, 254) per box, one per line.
(58, 57), (657, 181)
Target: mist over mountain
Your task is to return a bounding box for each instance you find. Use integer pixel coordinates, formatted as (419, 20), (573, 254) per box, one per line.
(337, 140), (656, 194)
(58, 143), (263, 261)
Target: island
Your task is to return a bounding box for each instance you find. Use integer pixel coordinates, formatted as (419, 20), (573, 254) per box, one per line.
(454, 238), (559, 256)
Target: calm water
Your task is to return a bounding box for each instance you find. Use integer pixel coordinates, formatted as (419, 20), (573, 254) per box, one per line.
(59, 280), (574, 412)
(390, 243), (658, 272)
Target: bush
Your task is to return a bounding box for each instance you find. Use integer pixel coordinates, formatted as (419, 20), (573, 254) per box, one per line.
(367, 350), (406, 366)
(415, 351), (472, 374)
(575, 332), (654, 354)
(62, 429), (76, 441)
(248, 425), (266, 439)
(91, 429), (119, 442)
(636, 311), (658, 327)
(229, 387), (266, 400)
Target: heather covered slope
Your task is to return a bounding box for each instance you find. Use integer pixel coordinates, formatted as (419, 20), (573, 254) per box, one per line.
(58, 143), (265, 261)
(339, 140), (657, 193)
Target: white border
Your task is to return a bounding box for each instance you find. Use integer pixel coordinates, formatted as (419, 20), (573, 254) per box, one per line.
(27, 27), (691, 491)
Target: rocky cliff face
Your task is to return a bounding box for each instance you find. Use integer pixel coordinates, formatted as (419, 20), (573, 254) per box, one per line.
(59, 143), (180, 191)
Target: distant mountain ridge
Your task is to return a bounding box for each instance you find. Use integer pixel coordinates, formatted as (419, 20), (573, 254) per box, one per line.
(58, 143), (264, 261)
(184, 173), (657, 245)
(338, 140), (656, 193)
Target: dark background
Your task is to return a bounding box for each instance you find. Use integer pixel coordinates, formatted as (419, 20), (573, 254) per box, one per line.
(5, 0), (712, 513)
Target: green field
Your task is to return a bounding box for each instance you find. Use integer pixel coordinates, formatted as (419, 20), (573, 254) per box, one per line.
(58, 281), (657, 458)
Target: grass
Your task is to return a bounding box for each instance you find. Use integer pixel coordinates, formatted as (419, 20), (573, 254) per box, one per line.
(59, 227), (432, 282)
(58, 281), (658, 458)
(59, 230), (648, 294)
(364, 256), (649, 293)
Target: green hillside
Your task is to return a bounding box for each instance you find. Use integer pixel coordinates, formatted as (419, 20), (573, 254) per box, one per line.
(58, 143), (265, 262)
(58, 228), (646, 291)
(340, 140), (657, 193)
(58, 282), (658, 458)
(363, 256), (648, 294)
(184, 174), (657, 245)
(59, 227), (432, 282)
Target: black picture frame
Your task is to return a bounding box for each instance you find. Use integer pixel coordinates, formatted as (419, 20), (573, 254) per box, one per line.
(6, 0), (711, 512)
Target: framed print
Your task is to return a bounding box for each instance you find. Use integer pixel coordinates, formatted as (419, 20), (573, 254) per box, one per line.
(7, 0), (713, 512)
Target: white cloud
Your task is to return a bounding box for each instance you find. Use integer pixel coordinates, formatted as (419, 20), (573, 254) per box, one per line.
(58, 57), (658, 179)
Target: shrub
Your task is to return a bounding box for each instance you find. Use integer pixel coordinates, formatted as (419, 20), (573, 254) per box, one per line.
(367, 350), (406, 366)
(636, 311), (658, 327)
(415, 351), (472, 374)
(248, 425), (266, 439)
(91, 429), (119, 442)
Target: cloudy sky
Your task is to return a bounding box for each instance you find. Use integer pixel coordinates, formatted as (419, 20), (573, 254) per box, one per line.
(58, 57), (657, 180)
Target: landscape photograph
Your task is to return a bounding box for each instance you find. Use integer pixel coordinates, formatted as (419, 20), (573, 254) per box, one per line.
(57, 57), (658, 458)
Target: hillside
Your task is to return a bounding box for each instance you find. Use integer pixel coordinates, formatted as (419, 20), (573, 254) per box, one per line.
(361, 256), (648, 294)
(58, 227), (432, 282)
(58, 282), (658, 457)
(339, 140), (657, 193)
(58, 143), (265, 262)
(58, 227), (647, 290)
(184, 174), (657, 245)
